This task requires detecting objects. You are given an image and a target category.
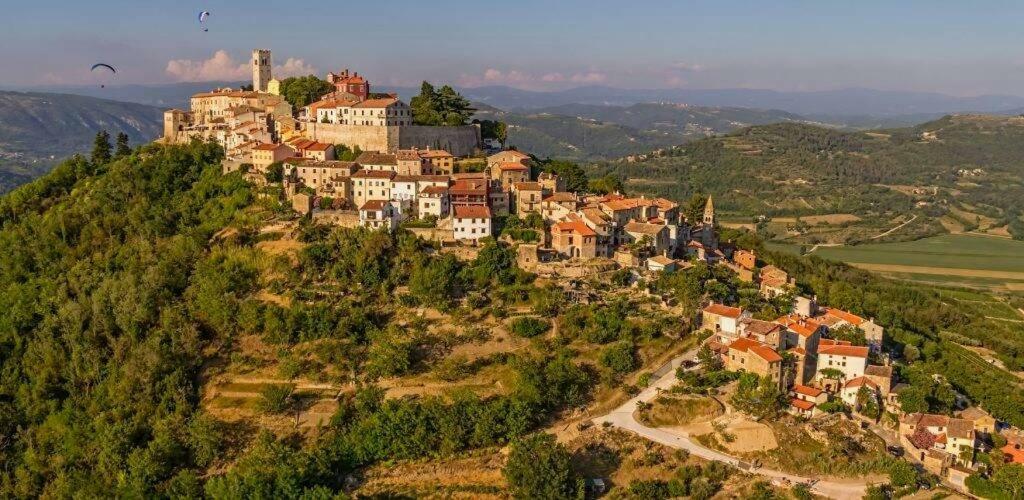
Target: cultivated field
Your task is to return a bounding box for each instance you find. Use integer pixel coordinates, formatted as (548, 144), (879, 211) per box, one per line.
(769, 234), (1024, 291)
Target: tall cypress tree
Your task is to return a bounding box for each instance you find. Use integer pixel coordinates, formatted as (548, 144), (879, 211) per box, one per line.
(91, 130), (112, 165)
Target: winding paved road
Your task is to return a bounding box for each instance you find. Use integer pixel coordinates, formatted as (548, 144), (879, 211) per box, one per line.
(592, 346), (870, 500)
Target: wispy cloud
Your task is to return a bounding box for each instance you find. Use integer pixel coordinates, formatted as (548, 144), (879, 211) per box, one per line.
(165, 50), (317, 81)
(669, 62), (704, 72)
(458, 68), (607, 89)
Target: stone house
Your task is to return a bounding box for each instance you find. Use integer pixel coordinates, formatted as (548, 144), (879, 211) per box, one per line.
(351, 170), (394, 208)
(359, 200), (401, 230)
(418, 186), (450, 218)
(284, 159), (357, 199)
(900, 413), (977, 468)
(418, 149), (454, 175)
(725, 338), (785, 389)
(551, 220), (598, 259)
(789, 385), (827, 418)
(396, 149), (431, 175)
(355, 151), (399, 172)
(251, 142), (296, 173)
(492, 162), (529, 190)
(512, 182), (543, 215)
(702, 303), (745, 336)
(486, 149), (530, 169)
(622, 222), (669, 255)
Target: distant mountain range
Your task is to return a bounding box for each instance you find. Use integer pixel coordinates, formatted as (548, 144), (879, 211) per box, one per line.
(475, 102), (807, 160)
(5, 80), (1024, 192)
(0, 91), (163, 192)
(12, 82), (1024, 120)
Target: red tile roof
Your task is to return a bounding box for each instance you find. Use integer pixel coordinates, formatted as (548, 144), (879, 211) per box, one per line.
(305, 142), (333, 152)
(750, 344), (783, 363)
(822, 307), (866, 326)
(418, 149), (453, 158)
(704, 303), (743, 319)
(253, 142), (291, 151)
(513, 181), (542, 191)
(790, 398), (816, 411)
(352, 97), (400, 108)
(352, 170), (395, 179)
(792, 385), (824, 398)
(844, 376), (879, 390)
(553, 220), (597, 237)
(454, 205), (491, 219)
(1002, 444), (1024, 464)
(728, 338), (782, 363)
(496, 162), (529, 172)
(819, 344), (870, 358)
(419, 185), (449, 195)
(360, 200), (388, 210)
(489, 149), (529, 159)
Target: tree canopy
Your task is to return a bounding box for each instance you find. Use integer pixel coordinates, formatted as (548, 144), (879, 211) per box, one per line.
(410, 81), (475, 126)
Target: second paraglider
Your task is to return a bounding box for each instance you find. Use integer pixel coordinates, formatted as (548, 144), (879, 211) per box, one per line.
(199, 11), (210, 32)
(90, 63), (115, 88)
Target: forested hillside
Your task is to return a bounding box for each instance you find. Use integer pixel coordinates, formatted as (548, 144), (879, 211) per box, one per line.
(0, 141), (596, 497)
(593, 115), (1024, 243)
(0, 91), (163, 193)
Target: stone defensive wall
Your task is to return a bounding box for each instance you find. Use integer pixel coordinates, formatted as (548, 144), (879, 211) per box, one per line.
(298, 122), (481, 156)
(397, 125), (481, 157)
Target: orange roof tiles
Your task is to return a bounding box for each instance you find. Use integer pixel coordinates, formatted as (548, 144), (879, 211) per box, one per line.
(360, 200), (388, 210)
(352, 97), (399, 108)
(553, 220), (597, 237)
(454, 205), (491, 219)
(705, 303), (743, 318)
(1002, 444), (1024, 464)
(844, 376), (879, 389)
(352, 170), (395, 179)
(790, 398), (816, 411)
(818, 344), (869, 358)
(822, 307), (866, 326)
(775, 314), (824, 338)
(513, 181), (542, 191)
(750, 344), (783, 363)
(254, 142), (290, 151)
(418, 149), (453, 158)
(497, 162), (529, 171)
(419, 185), (449, 195)
(792, 385), (824, 397)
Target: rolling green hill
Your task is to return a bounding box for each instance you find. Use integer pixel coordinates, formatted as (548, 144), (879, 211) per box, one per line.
(0, 91), (163, 192)
(474, 102), (812, 160)
(593, 114), (1024, 245)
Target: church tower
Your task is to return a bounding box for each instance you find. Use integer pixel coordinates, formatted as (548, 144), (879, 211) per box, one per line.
(701, 195), (717, 248)
(252, 49), (271, 92)
(703, 195), (716, 227)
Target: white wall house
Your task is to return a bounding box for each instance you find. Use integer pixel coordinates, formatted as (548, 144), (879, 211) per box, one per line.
(816, 342), (869, 386)
(453, 205), (492, 242)
(418, 186), (450, 218)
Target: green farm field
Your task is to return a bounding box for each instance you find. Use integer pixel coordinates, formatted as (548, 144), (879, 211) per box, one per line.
(767, 233), (1024, 291)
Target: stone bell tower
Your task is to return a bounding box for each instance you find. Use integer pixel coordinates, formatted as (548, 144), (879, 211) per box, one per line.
(252, 49), (271, 92)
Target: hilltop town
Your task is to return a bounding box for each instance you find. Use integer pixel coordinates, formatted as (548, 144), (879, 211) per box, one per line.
(145, 49), (1024, 499)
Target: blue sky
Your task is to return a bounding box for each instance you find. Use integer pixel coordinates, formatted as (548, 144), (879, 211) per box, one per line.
(4, 0), (1024, 95)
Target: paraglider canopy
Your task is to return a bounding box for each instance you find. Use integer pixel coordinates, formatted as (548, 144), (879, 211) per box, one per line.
(199, 11), (210, 31)
(90, 63), (115, 87)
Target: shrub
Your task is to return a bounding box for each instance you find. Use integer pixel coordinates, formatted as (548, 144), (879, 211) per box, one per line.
(257, 384), (295, 414)
(599, 341), (637, 374)
(504, 433), (582, 499)
(510, 317), (551, 338)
